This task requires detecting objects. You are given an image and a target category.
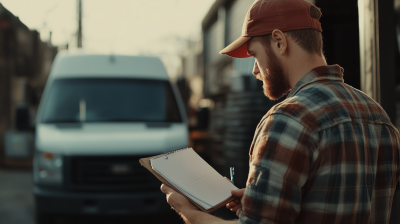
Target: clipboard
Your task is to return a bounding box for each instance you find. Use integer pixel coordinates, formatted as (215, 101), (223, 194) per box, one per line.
(139, 153), (236, 213)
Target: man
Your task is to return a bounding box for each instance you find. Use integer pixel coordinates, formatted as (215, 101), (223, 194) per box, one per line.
(161, 0), (400, 223)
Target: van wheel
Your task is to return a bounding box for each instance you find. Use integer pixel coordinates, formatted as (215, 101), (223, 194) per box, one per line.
(35, 212), (54, 224)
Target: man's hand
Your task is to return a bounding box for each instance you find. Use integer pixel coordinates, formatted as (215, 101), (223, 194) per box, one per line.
(160, 184), (198, 213)
(226, 189), (245, 217)
(161, 183), (238, 224)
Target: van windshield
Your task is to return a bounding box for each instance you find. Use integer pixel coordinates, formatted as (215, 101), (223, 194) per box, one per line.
(42, 78), (182, 123)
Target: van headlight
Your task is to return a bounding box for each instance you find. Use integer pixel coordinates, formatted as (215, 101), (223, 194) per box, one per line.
(34, 151), (63, 183)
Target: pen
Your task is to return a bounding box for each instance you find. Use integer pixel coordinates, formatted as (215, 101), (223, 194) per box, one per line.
(230, 167), (234, 185)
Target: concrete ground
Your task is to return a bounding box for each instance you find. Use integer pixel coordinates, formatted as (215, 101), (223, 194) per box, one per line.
(0, 168), (181, 224)
(0, 168), (35, 224)
(0, 168), (186, 224)
(0, 168), (237, 224)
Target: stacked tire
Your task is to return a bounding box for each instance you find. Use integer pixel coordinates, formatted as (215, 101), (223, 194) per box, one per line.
(223, 92), (284, 188)
(208, 101), (227, 174)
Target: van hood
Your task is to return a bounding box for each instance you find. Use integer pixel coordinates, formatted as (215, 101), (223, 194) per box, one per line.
(35, 123), (188, 156)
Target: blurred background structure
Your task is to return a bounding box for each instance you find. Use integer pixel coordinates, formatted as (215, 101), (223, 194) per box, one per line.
(180, 0), (400, 189)
(0, 0), (399, 223)
(0, 3), (58, 167)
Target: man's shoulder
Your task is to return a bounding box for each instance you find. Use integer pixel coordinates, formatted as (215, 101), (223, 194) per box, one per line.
(265, 94), (319, 131)
(266, 81), (391, 131)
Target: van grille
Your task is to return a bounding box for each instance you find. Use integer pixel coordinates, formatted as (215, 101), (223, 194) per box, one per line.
(65, 155), (159, 192)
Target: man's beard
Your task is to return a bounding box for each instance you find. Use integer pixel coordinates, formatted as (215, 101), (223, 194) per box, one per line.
(262, 48), (291, 100)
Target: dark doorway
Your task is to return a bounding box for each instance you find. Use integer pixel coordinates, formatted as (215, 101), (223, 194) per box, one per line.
(315, 0), (361, 90)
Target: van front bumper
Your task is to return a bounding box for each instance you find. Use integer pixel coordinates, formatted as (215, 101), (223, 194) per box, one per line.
(34, 187), (170, 216)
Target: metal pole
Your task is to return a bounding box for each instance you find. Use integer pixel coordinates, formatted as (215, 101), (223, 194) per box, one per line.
(358, 0), (396, 123)
(359, 1), (398, 222)
(358, 0), (380, 102)
(77, 0), (82, 48)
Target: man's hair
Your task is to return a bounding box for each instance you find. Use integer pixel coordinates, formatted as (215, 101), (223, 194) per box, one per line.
(259, 6), (323, 55)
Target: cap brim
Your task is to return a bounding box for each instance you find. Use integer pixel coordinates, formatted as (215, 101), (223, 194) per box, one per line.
(219, 36), (251, 58)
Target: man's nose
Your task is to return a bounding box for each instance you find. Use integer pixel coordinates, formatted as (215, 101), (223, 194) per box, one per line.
(253, 61), (260, 76)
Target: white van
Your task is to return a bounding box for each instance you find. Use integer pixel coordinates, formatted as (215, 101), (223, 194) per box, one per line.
(33, 52), (188, 223)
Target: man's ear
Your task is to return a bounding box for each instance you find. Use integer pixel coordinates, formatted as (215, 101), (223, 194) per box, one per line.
(271, 29), (287, 55)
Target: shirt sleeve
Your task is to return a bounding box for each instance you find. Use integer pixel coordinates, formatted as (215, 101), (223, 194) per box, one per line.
(238, 114), (317, 224)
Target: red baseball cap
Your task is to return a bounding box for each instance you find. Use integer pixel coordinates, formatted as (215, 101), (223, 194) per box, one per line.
(220, 0), (322, 58)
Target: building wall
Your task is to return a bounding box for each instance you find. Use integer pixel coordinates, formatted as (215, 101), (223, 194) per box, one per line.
(180, 39), (205, 110)
(0, 4), (57, 164)
(203, 0), (257, 98)
(201, 0), (283, 183)
(226, 0), (254, 45)
(205, 21), (223, 66)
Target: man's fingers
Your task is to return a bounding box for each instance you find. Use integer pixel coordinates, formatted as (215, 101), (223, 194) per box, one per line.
(226, 201), (238, 209)
(230, 204), (242, 212)
(160, 184), (173, 194)
(231, 188), (245, 197)
(226, 199), (243, 209)
(160, 184), (167, 193)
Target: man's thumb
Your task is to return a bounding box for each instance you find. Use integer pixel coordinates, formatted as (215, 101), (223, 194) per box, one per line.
(231, 188), (245, 197)
(161, 184), (172, 194)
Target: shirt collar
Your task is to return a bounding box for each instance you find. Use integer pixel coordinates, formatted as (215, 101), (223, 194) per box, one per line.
(287, 65), (344, 98)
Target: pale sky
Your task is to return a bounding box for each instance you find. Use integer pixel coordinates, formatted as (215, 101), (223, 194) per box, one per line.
(0, 0), (216, 77)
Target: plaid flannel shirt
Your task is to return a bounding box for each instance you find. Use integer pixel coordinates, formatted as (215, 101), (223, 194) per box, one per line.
(238, 65), (400, 224)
